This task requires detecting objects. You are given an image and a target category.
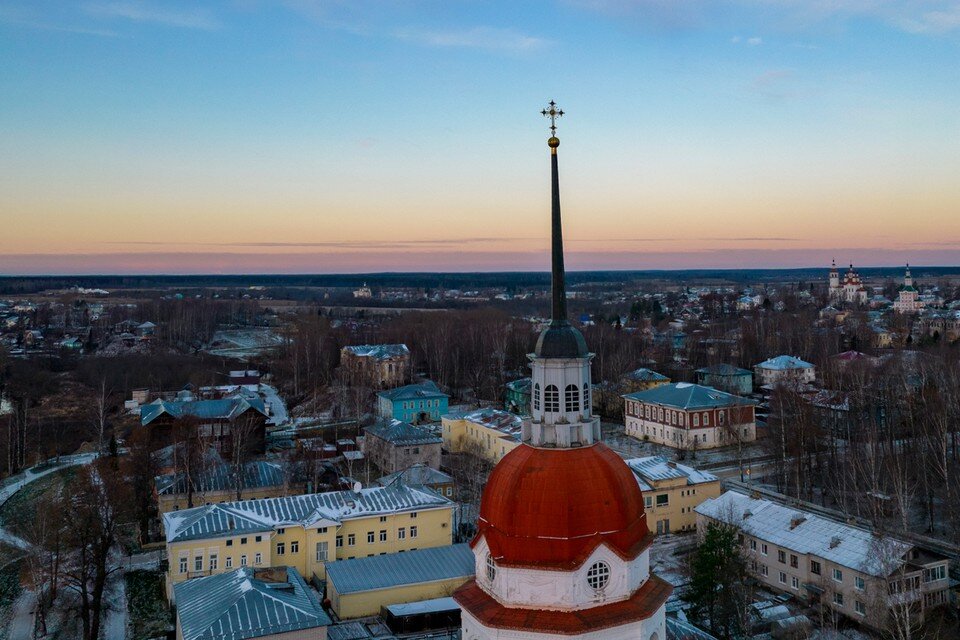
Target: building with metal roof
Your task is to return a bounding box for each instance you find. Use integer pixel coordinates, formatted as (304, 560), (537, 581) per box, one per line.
(364, 419), (442, 474)
(377, 463), (455, 499)
(621, 368), (671, 394)
(754, 355), (816, 386)
(376, 381), (448, 424)
(326, 544), (474, 618)
(696, 490), (950, 630)
(441, 408), (523, 464)
(623, 457), (720, 535)
(140, 396), (268, 455)
(174, 566), (331, 640)
(695, 364), (753, 395)
(341, 344), (410, 389)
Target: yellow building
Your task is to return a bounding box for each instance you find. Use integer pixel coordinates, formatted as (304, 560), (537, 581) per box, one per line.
(325, 543), (474, 619)
(625, 456), (721, 535)
(441, 409), (522, 464)
(163, 481), (454, 600)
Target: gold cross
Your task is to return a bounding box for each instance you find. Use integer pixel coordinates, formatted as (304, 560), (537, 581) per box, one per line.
(541, 100), (564, 136)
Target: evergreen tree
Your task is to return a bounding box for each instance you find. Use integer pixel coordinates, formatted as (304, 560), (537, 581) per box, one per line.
(685, 521), (751, 639)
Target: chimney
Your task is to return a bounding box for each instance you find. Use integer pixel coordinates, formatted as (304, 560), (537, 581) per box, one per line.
(254, 567), (288, 584)
(790, 515), (807, 529)
(830, 536), (842, 549)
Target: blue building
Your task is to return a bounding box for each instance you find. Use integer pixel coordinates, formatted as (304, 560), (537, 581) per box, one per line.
(695, 364), (754, 395)
(376, 380), (449, 424)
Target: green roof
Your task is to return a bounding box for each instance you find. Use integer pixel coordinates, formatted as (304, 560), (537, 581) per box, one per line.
(624, 382), (756, 409)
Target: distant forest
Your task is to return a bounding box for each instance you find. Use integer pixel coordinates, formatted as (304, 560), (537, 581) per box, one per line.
(2, 266), (960, 295)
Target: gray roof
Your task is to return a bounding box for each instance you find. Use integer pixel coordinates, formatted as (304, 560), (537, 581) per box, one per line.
(378, 464), (453, 487)
(342, 344), (409, 360)
(755, 355), (814, 371)
(325, 544), (474, 595)
(624, 383), (756, 410)
(156, 461), (286, 496)
(696, 364), (751, 376)
(624, 456), (718, 491)
(376, 380), (448, 402)
(623, 367), (669, 382)
(443, 408), (523, 441)
(365, 419), (442, 446)
(505, 377), (532, 393)
(164, 482), (451, 543)
(174, 567), (330, 640)
(141, 396), (267, 426)
(695, 491), (914, 577)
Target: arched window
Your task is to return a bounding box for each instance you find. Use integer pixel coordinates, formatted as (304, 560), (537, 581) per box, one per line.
(485, 554), (496, 582)
(533, 383), (541, 411)
(564, 384), (580, 412)
(544, 385), (560, 413)
(586, 561), (610, 590)
(583, 383), (590, 408)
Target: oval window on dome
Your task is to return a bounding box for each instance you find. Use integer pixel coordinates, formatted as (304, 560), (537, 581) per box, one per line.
(486, 554), (497, 582)
(586, 561), (610, 591)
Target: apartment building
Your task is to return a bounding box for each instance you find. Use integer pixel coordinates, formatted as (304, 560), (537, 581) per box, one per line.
(163, 481), (454, 600)
(696, 491), (950, 631)
(624, 456), (721, 534)
(441, 408), (523, 464)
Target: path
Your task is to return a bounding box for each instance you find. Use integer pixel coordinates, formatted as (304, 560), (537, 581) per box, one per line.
(102, 569), (127, 640)
(7, 589), (36, 640)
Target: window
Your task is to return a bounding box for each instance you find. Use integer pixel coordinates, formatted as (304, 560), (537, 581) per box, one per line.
(855, 576), (865, 591)
(833, 592), (844, 607)
(544, 385), (560, 412)
(194, 556), (203, 572)
(855, 600), (866, 616)
(778, 550), (786, 564)
(240, 555), (248, 567)
(749, 539), (757, 551)
(254, 552), (262, 565)
(348, 534), (356, 546)
(398, 527), (406, 539)
(791, 576), (799, 590)
(179, 557), (187, 574)
(760, 564), (768, 577)
(410, 512), (418, 519)
(225, 556), (233, 569)
(336, 535), (343, 548)
(533, 383), (541, 411)
(587, 562), (610, 591)
(290, 541), (299, 554)
(226, 539), (233, 547)
(811, 560), (821, 575)
(924, 565), (947, 582)
(277, 528), (285, 535)
(583, 383), (590, 408)
(379, 530), (387, 542)
(703, 413), (710, 426)
(317, 527), (328, 533)
(380, 516), (387, 523)
(411, 526), (418, 538)
(761, 544), (768, 556)
(693, 413), (700, 427)
(790, 554), (798, 569)
(316, 541), (328, 562)
(656, 494), (669, 507)
(240, 537), (247, 545)
(833, 568), (843, 582)
(564, 384), (580, 412)
(276, 542), (285, 555)
(644, 496), (652, 509)
(486, 554), (496, 582)
(778, 571), (786, 585)
(209, 554), (218, 571)
(255, 535), (262, 543)
(367, 531), (375, 544)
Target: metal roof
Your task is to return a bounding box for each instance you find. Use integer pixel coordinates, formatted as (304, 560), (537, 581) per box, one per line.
(755, 355), (814, 371)
(623, 383), (756, 410)
(156, 461), (286, 496)
(376, 381), (448, 402)
(505, 377), (532, 393)
(623, 367), (669, 382)
(140, 396), (267, 426)
(695, 491), (913, 577)
(174, 567), (330, 640)
(325, 544), (474, 595)
(377, 463), (453, 487)
(164, 482), (452, 543)
(444, 408), (523, 441)
(695, 364), (751, 376)
(365, 419), (442, 446)
(624, 456), (718, 491)
(342, 344), (409, 360)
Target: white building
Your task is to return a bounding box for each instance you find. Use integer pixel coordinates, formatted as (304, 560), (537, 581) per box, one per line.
(829, 261), (868, 305)
(754, 355), (816, 387)
(893, 264), (924, 314)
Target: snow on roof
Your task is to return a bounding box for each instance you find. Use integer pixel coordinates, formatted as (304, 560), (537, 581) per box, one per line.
(377, 380), (448, 401)
(624, 456), (719, 490)
(326, 545), (474, 595)
(384, 596), (460, 616)
(696, 364), (752, 376)
(445, 408), (523, 441)
(756, 355), (814, 370)
(695, 491), (913, 577)
(164, 481), (452, 543)
(365, 419), (442, 446)
(623, 367), (670, 382)
(342, 344), (409, 360)
(377, 463), (453, 488)
(155, 461), (285, 496)
(624, 383), (756, 410)
(174, 567), (330, 640)
(140, 396), (267, 426)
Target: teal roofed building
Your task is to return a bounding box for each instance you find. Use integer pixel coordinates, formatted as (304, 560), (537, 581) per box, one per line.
(376, 380), (448, 424)
(695, 364), (753, 395)
(139, 396), (268, 454)
(620, 367), (671, 393)
(174, 566), (331, 640)
(504, 377), (531, 415)
(754, 355), (816, 387)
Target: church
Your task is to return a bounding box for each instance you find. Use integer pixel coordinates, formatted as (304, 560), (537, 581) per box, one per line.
(828, 260), (868, 304)
(453, 103), (671, 640)
(893, 264), (924, 314)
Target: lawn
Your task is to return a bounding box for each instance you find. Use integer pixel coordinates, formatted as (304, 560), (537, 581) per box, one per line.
(126, 570), (171, 640)
(0, 466), (77, 538)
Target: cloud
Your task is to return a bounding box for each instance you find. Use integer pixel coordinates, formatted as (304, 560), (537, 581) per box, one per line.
(747, 35), (762, 45)
(391, 26), (549, 52)
(82, 1), (221, 30)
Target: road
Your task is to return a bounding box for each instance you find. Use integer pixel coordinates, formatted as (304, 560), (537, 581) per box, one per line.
(8, 590), (37, 640)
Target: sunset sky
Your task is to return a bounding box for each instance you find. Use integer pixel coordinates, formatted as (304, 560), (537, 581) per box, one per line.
(2, 0), (959, 274)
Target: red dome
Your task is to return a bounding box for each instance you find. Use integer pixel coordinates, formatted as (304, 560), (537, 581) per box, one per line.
(474, 443), (651, 570)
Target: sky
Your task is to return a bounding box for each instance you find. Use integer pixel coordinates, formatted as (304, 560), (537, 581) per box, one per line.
(1, 0), (959, 275)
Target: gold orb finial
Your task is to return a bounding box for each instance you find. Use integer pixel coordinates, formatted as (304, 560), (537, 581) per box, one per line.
(548, 136), (560, 148)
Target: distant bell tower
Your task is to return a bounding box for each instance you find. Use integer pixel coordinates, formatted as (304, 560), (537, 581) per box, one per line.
(521, 101), (601, 448)
(904, 263), (913, 287)
(829, 258), (839, 290)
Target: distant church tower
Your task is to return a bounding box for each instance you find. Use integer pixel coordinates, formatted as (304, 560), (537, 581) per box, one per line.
(828, 259), (840, 291)
(454, 103), (670, 640)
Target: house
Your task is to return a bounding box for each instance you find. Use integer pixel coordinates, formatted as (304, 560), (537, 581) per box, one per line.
(228, 369), (262, 386)
(163, 481), (454, 596)
(325, 544), (474, 619)
(363, 419), (442, 474)
(174, 567), (331, 639)
(341, 344), (410, 389)
(376, 381), (448, 424)
(378, 463), (455, 499)
(137, 321), (157, 337)
(696, 490), (950, 632)
(503, 378), (531, 415)
(140, 396), (268, 454)
(754, 355), (816, 387)
(155, 460), (307, 516)
(441, 408), (523, 464)
(623, 383), (757, 450)
(620, 367), (671, 393)
(695, 364), (753, 395)
(624, 456), (721, 535)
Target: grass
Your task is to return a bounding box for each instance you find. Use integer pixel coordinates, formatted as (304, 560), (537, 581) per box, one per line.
(0, 466), (77, 538)
(125, 570), (171, 640)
